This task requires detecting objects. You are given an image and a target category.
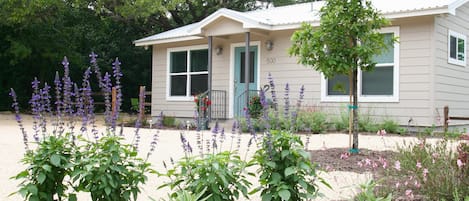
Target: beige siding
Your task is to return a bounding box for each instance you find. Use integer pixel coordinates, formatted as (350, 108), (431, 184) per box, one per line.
(433, 2), (469, 125)
(150, 14), (452, 127)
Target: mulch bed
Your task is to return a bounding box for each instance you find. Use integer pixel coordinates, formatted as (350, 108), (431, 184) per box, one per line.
(309, 148), (397, 173)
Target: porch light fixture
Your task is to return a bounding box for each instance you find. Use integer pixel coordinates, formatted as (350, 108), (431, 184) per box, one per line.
(265, 40), (274, 51)
(215, 46), (223, 55)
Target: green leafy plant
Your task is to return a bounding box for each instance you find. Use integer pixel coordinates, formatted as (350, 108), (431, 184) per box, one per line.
(297, 111), (328, 133)
(159, 151), (252, 201)
(74, 135), (150, 201)
(380, 139), (469, 200)
(359, 113), (378, 133)
(355, 180), (392, 201)
(165, 188), (212, 201)
(252, 130), (327, 201)
(12, 134), (76, 201)
(379, 119), (400, 134)
(163, 115), (176, 127)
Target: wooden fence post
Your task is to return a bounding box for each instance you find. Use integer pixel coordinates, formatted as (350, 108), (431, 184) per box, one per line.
(111, 87), (117, 117)
(444, 105), (449, 132)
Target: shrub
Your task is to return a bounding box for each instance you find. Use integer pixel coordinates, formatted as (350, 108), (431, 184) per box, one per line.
(359, 113), (378, 133)
(9, 55), (155, 201)
(163, 115), (176, 127)
(379, 119), (400, 134)
(12, 134), (76, 201)
(297, 111), (328, 133)
(159, 126), (252, 201)
(331, 110), (349, 131)
(252, 130), (326, 200)
(379, 139), (469, 200)
(74, 135), (150, 201)
(355, 180), (392, 201)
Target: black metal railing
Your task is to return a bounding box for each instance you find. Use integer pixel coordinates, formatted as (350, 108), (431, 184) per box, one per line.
(196, 90), (227, 129)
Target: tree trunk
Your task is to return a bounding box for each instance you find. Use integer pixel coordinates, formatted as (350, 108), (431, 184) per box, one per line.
(352, 69), (359, 149)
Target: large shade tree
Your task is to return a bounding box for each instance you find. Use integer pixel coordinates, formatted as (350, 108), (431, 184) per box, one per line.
(289, 0), (394, 150)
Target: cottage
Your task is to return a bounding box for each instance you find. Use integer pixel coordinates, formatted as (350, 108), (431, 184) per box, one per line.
(134, 0), (469, 127)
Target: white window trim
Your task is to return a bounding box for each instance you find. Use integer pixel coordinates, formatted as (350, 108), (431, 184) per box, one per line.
(166, 44), (208, 101)
(448, 30), (467, 66)
(321, 26), (400, 103)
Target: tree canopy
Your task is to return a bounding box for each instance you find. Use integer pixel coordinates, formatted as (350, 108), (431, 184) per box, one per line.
(289, 0), (393, 149)
(1, 0), (302, 111)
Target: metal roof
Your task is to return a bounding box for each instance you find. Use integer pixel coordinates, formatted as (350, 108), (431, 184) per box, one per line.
(134, 0), (468, 46)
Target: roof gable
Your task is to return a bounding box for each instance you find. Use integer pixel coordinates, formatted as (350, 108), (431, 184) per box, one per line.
(135, 0), (469, 46)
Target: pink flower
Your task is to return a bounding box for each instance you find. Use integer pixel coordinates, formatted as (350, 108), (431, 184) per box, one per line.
(414, 180), (421, 188)
(423, 168), (429, 176)
(432, 153), (439, 158)
(395, 182), (400, 188)
(340, 152), (350, 160)
(372, 162), (378, 169)
(365, 158), (372, 166)
(416, 161), (422, 169)
(394, 161), (401, 171)
(405, 189), (414, 198)
(382, 160), (388, 169)
(377, 129), (387, 136)
(357, 161), (363, 168)
(457, 159), (464, 168)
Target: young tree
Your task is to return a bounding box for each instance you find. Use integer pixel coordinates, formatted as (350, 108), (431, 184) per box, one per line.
(289, 0), (393, 150)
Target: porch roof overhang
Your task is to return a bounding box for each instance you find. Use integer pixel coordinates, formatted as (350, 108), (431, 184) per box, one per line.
(134, 0), (469, 47)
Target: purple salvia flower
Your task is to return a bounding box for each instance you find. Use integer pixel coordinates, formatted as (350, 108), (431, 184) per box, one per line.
(244, 109), (256, 140)
(230, 121), (237, 151)
(268, 73), (277, 111)
(259, 90), (271, 131)
(157, 111), (164, 129)
(30, 77), (41, 142)
(284, 83), (290, 119)
(147, 130), (159, 158)
(219, 128), (225, 151)
(89, 52), (104, 89)
(54, 71), (64, 135)
(133, 86), (145, 150)
(39, 83), (51, 137)
(103, 72), (112, 130)
(292, 85), (305, 131)
(180, 132), (191, 155)
(80, 68), (93, 134)
(62, 57), (73, 119)
(111, 58), (123, 131)
(211, 121), (219, 152)
(10, 88), (29, 151)
(196, 128), (203, 156)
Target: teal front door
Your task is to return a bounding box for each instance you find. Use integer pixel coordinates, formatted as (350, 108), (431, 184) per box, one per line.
(234, 46), (258, 117)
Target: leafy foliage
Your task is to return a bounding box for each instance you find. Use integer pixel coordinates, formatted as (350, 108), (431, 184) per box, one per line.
(248, 96), (263, 119)
(159, 151), (252, 201)
(355, 180), (392, 201)
(12, 134), (76, 201)
(252, 130), (326, 200)
(74, 135), (150, 201)
(297, 111), (328, 133)
(380, 139), (469, 200)
(289, 0), (393, 149)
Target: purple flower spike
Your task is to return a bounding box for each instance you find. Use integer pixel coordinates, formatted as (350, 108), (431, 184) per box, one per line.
(284, 83), (290, 119)
(259, 90), (271, 131)
(268, 73), (277, 111)
(133, 86), (145, 150)
(89, 52), (104, 90)
(54, 71), (64, 135)
(40, 83), (52, 136)
(111, 57), (123, 131)
(147, 130), (159, 158)
(30, 77), (41, 142)
(102, 72), (112, 130)
(62, 57), (73, 120)
(10, 88), (29, 151)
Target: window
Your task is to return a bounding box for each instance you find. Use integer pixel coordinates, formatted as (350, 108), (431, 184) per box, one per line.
(448, 30), (466, 66)
(167, 46), (208, 100)
(321, 27), (399, 102)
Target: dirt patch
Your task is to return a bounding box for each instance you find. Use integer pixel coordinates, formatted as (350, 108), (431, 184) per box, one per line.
(309, 148), (397, 173)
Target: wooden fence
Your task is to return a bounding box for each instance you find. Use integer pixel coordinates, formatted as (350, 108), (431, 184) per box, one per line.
(443, 105), (469, 132)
